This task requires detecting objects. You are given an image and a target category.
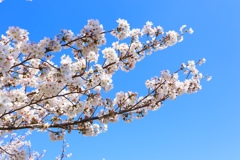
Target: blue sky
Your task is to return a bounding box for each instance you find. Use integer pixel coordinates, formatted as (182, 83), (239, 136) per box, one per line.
(0, 0), (240, 159)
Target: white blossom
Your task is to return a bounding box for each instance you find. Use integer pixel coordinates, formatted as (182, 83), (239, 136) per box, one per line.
(0, 18), (209, 159)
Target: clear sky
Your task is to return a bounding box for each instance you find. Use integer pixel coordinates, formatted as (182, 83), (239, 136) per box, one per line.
(0, 0), (240, 159)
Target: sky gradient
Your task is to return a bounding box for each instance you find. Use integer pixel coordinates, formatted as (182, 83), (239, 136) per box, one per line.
(0, 0), (240, 159)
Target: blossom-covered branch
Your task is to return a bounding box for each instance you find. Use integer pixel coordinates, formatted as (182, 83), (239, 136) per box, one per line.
(0, 19), (209, 159)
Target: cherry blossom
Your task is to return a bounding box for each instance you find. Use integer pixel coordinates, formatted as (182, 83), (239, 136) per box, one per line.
(0, 18), (210, 159)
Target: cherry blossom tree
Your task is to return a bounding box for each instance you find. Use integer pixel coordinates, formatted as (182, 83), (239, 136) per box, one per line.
(0, 18), (210, 159)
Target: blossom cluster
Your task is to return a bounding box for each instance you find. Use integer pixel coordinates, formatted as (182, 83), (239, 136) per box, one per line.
(0, 19), (209, 159)
(0, 131), (45, 160)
